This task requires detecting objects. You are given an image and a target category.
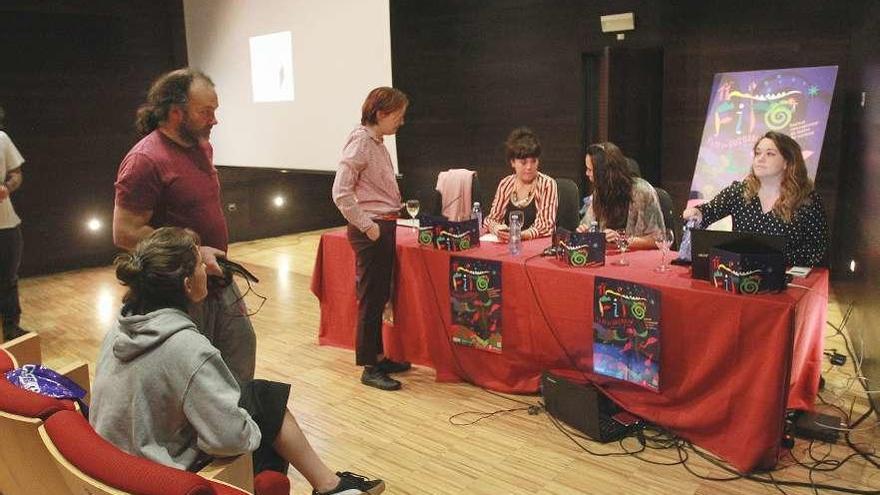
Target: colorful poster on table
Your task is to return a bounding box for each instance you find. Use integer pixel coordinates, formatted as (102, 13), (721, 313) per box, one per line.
(593, 276), (661, 391)
(450, 257), (502, 353)
(689, 66), (837, 206)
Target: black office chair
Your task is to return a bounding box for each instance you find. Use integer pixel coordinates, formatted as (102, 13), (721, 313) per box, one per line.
(653, 186), (679, 250)
(555, 178), (581, 231)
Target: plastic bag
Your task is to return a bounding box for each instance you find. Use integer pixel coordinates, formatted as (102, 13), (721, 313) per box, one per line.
(5, 364), (89, 415)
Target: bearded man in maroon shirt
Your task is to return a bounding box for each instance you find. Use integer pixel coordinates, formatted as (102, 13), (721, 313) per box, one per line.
(112, 68), (255, 385)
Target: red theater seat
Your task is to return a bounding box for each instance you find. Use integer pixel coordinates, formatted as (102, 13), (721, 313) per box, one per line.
(41, 409), (253, 495)
(0, 348), (79, 495)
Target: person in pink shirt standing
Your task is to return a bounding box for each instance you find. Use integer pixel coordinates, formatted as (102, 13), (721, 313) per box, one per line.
(332, 87), (411, 391)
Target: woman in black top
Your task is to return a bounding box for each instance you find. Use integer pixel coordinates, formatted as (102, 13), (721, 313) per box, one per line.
(683, 131), (829, 267)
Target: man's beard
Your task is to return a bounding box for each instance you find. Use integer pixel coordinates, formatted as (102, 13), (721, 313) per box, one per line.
(179, 113), (210, 145)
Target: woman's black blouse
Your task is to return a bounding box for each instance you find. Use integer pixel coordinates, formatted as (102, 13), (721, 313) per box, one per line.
(696, 181), (829, 267)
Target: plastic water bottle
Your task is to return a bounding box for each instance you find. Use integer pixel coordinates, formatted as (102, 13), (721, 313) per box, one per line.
(589, 221), (599, 233)
(509, 218), (522, 256)
(472, 202), (482, 232)
(677, 218), (698, 262)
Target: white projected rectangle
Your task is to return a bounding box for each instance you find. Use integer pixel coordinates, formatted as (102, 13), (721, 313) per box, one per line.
(183, 0), (396, 172)
(249, 31), (294, 102)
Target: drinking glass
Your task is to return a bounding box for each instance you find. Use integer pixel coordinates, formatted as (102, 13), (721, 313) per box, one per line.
(613, 229), (631, 266)
(405, 199), (420, 231)
(654, 228), (675, 272)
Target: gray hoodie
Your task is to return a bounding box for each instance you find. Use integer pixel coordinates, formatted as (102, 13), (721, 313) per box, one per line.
(90, 308), (261, 470)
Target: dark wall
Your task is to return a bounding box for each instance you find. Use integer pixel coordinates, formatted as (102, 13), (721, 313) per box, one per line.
(390, 0), (668, 211)
(661, 0), (859, 256)
(4, 0), (876, 281)
(1, 0), (187, 276)
(218, 168), (343, 244)
(835, 0), (880, 415)
(391, 0), (869, 280)
(1, 1), (343, 276)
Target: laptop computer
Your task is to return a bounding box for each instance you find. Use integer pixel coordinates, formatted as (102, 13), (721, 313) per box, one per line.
(690, 230), (787, 281)
(541, 372), (633, 443)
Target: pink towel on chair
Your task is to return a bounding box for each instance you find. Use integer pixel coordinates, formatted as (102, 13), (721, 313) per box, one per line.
(435, 169), (475, 221)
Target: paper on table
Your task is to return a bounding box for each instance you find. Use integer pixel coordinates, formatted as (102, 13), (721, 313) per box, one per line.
(396, 218), (419, 228)
(786, 266), (812, 278)
(480, 233), (502, 243)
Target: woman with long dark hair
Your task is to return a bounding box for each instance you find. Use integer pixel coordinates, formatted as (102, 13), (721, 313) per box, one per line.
(576, 142), (664, 250)
(90, 227), (385, 495)
(683, 131), (829, 266)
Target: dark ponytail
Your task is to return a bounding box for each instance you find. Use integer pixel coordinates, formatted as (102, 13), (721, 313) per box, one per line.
(115, 227), (201, 314)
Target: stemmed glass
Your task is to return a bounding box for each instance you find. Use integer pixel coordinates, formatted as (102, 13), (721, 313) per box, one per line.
(613, 229), (632, 266)
(654, 228), (675, 272)
(405, 199), (420, 231)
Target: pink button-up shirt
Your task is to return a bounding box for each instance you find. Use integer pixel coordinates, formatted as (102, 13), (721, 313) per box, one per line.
(332, 126), (402, 232)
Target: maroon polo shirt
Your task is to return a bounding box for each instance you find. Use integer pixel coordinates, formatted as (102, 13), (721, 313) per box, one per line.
(115, 130), (228, 252)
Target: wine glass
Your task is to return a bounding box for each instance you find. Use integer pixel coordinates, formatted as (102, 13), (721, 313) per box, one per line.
(405, 199), (420, 231)
(613, 229), (631, 266)
(654, 228), (675, 272)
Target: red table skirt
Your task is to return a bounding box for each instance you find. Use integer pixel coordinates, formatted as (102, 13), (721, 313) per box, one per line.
(311, 227), (828, 473)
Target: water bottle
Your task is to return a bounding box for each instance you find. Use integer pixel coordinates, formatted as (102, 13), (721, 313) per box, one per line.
(509, 223), (521, 256)
(472, 202), (482, 232)
(677, 218), (698, 262)
(589, 221), (599, 233)
(508, 210), (523, 256)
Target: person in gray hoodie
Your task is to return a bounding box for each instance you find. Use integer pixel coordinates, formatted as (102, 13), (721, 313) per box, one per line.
(90, 227), (384, 495)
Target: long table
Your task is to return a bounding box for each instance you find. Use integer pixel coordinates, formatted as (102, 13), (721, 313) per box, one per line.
(310, 226), (828, 473)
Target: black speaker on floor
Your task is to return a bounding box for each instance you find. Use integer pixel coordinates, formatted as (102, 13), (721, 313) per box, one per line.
(540, 371), (631, 443)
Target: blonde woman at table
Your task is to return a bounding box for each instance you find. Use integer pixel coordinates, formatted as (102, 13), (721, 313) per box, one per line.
(682, 131), (829, 267)
(331, 87), (412, 391)
(484, 127), (558, 242)
(576, 142), (664, 250)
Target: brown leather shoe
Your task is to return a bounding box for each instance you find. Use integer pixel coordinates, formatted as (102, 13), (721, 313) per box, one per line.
(361, 367), (401, 391)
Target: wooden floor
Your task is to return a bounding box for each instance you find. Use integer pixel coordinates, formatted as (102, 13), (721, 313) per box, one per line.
(18, 230), (880, 495)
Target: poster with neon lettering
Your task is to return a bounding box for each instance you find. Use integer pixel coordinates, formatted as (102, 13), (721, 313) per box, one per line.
(593, 276), (661, 391)
(450, 257), (502, 353)
(689, 66), (837, 206)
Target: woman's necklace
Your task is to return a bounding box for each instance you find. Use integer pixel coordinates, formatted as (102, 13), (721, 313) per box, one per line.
(512, 182), (535, 207)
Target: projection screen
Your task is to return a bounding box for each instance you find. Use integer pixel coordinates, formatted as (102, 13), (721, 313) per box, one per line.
(183, 0), (396, 172)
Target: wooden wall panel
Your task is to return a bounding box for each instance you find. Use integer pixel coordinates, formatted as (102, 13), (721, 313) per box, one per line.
(0, 1), (187, 276)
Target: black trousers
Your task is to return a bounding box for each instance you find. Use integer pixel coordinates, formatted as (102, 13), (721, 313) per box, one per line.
(346, 220), (396, 366)
(189, 379), (290, 475)
(0, 226), (23, 329)
(239, 379), (291, 474)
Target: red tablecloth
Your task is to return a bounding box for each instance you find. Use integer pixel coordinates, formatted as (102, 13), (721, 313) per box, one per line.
(311, 227), (828, 473)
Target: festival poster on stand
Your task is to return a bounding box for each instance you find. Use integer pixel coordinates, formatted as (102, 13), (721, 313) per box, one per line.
(593, 276), (661, 391)
(450, 256), (502, 353)
(690, 66), (837, 211)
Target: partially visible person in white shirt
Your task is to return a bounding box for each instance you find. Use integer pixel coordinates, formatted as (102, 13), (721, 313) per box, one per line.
(0, 105), (28, 342)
